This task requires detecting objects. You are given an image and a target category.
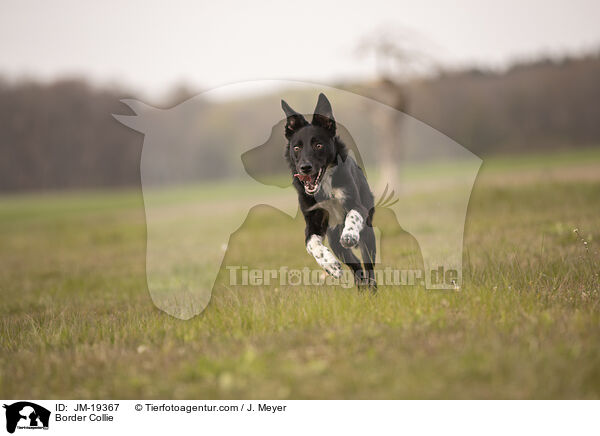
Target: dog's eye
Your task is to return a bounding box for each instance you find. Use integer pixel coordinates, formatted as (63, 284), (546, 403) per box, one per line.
(293, 146), (301, 152)
(315, 143), (323, 150)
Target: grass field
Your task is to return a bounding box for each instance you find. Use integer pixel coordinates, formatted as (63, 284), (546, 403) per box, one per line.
(1, 148), (600, 399)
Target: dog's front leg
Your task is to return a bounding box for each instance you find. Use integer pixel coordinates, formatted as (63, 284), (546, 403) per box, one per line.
(303, 208), (342, 278)
(340, 209), (365, 249)
(338, 186), (367, 248)
(306, 234), (342, 278)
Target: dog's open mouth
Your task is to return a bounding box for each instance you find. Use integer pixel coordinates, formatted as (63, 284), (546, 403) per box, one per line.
(294, 168), (324, 195)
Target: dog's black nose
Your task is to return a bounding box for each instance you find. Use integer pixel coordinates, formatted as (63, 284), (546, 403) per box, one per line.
(300, 163), (313, 174)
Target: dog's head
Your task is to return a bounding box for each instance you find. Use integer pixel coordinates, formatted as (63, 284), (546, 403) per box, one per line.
(282, 93), (338, 195)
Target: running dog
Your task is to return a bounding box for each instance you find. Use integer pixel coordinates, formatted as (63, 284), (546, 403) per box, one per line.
(282, 93), (377, 288)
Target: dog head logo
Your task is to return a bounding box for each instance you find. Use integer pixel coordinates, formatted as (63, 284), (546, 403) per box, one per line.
(114, 81), (481, 319)
(3, 402), (50, 433)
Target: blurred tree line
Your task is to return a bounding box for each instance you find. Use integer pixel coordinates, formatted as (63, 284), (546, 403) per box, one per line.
(0, 80), (142, 191)
(1, 52), (599, 191)
(408, 53), (600, 155)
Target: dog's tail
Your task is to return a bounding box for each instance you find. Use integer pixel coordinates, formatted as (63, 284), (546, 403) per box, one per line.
(375, 183), (399, 209)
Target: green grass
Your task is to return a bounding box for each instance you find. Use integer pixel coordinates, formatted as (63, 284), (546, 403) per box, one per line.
(1, 149), (599, 399)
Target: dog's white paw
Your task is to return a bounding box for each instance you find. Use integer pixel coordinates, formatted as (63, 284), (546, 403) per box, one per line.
(306, 234), (343, 278)
(340, 231), (359, 248)
(340, 210), (363, 248)
(325, 260), (343, 278)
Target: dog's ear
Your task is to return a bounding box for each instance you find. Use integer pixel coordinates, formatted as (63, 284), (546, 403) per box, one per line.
(281, 100), (308, 139)
(312, 93), (336, 136)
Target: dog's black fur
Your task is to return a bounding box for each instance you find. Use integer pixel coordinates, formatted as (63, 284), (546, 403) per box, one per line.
(282, 93), (377, 287)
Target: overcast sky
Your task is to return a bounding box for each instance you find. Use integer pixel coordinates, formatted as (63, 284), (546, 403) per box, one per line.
(1, 0), (599, 99)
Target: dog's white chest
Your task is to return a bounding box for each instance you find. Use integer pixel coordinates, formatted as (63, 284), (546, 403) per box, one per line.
(314, 167), (347, 228)
(329, 188), (346, 201)
(320, 167), (346, 202)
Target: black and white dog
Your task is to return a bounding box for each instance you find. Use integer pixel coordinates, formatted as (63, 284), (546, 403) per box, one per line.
(282, 93), (377, 288)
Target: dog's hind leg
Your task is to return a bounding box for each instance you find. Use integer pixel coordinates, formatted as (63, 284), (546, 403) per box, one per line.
(359, 224), (377, 289)
(327, 226), (365, 287)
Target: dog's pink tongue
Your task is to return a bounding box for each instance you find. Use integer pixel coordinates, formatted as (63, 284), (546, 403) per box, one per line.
(294, 173), (311, 182)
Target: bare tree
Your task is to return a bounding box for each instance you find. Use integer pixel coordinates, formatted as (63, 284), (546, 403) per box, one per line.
(355, 27), (437, 189)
